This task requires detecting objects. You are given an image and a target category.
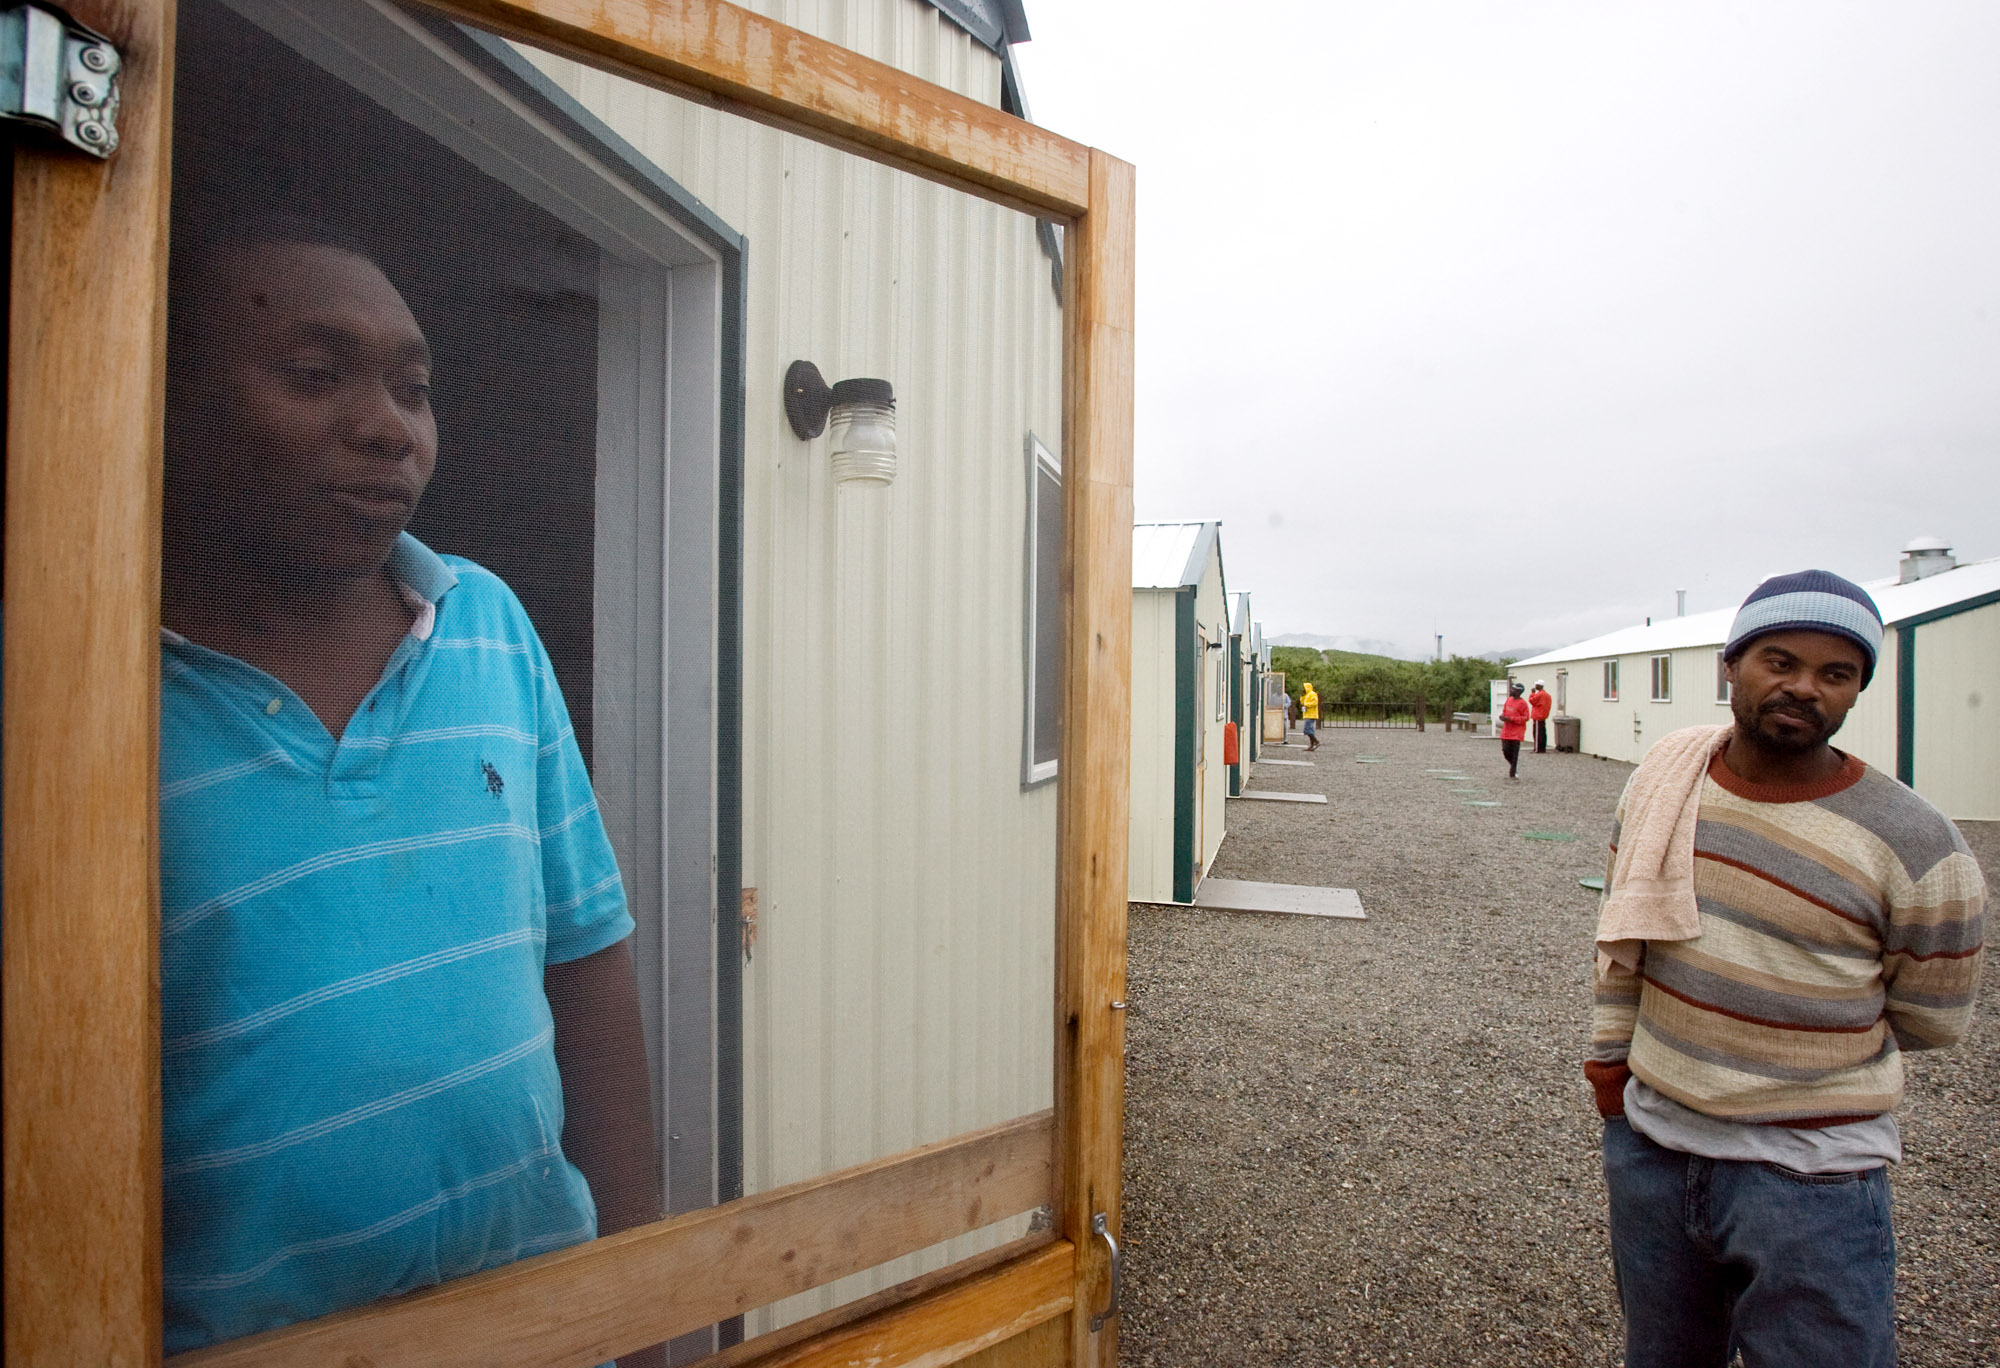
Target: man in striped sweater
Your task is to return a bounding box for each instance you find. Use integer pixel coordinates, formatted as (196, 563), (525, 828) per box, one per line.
(1588, 570), (1986, 1368)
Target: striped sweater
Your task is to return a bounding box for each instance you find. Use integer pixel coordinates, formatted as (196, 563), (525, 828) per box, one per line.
(1588, 750), (1986, 1126)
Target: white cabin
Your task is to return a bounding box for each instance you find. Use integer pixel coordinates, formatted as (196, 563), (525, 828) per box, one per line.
(1513, 541), (2000, 820)
(1129, 522), (1232, 903)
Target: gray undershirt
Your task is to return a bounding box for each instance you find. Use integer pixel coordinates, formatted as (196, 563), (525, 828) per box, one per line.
(1624, 1077), (1901, 1174)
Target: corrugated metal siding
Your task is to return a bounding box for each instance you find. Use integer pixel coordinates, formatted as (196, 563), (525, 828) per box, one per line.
(1516, 564), (2000, 800)
(1230, 595), (1254, 789)
(1526, 646), (1736, 766)
(1128, 592), (1177, 903)
(1195, 542), (1229, 878)
(1534, 657), (1628, 765)
(743, 0), (1002, 103)
(1523, 615), (1995, 822)
(1130, 537), (1231, 903)
(517, 0), (1058, 1326)
(1837, 635), (1898, 776)
(1523, 643), (1907, 794)
(1912, 601), (2000, 820)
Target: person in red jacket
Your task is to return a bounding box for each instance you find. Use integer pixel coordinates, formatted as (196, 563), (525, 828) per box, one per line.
(1529, 679), (1554, 753)
(1498, 680), (1531, 779)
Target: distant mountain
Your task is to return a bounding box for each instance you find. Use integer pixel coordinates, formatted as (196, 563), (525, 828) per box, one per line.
(1268, 632), (1426, 660)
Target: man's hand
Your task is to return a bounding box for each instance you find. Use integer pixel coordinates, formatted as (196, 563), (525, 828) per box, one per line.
(548, 937), (669, 1368)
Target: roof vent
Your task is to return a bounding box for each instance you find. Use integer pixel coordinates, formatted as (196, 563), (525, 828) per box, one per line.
(1898, 535), (1956, 584)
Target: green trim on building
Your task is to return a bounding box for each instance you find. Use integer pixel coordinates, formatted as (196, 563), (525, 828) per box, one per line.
(1248, 662), (1261, 764)
(1896, 625), (1916, 787)
(1227, 632), (1245, 797)
(1893, 586), (2000, 631)
(1891, 587), (2000, 789)
(1173, 588), (1198, 904)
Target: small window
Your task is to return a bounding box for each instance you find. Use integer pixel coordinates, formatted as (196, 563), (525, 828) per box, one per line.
(1195, 633), (1208, 766)
(1022, 435), (1062, 787)
(1555, 668), (1568, 712)
(1603, 660), (1619, 701)
(1650, 654), (1672, 702)
(1215, 643), (1227, 722)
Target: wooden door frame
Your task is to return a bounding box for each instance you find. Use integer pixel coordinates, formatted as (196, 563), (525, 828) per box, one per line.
(1, 1), (1133, 1366)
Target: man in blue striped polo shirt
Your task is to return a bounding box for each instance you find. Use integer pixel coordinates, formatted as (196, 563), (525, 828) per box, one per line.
(158, 217), (659, 1355)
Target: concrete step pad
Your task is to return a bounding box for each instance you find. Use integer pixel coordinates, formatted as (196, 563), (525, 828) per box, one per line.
(1192, 879), (1366, 919)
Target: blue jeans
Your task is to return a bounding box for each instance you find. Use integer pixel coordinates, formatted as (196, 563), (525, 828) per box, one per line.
(1602, 1117), (1897, 1368)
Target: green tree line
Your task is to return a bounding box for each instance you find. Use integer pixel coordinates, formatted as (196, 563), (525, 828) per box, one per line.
(1268, 647), (1513, 716)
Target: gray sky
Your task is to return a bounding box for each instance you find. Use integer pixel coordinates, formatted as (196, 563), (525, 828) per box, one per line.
(1011, 1), (2000, 658)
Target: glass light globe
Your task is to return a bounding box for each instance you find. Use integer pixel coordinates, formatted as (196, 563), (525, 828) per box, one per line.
(828, 385), (896, 485)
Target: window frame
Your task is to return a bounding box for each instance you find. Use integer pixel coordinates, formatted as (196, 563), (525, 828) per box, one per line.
(1650, 653), (1673, 703)
(0, 2), (1132, 1366)
(1603, 659), (1619, 701)
(1021, 433), (1061, 788)
(265, 0), (753, 1237)
(1214, 638), (1226, 724)
(1194, 630), (1208, 767)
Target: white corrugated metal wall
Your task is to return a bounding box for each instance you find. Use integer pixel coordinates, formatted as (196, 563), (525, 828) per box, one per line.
(1514, 563), (2000, 820)
(1128, 591), (1178, 904)
(1518, 636), (1926, 804)
(1129, 536), (1232, 903)
(1912, 601), (2000, 820)
(1513, 645), (1734, 767)
(520, 0), (1061, 1326)
(1230, 597), (1254, 789)
(1522, 642), (1904, 773)
(1836, 635), (1899, 775)
(1195, 543), (1229, 880)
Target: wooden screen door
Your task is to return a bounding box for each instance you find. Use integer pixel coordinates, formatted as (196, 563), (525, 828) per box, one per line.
(3, 2), (1134, 1366)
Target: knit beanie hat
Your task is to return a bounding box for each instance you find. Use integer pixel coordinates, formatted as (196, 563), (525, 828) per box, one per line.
(1723, 570), (1883, 687)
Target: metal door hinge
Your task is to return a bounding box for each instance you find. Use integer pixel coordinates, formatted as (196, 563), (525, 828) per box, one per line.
(1, 4), (120, 157)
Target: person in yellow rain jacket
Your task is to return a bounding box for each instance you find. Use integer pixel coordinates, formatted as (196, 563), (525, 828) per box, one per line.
(1300, 681), (1320, 752)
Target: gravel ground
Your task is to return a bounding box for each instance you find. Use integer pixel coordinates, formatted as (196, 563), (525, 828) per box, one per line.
(1120, 726), (1998, 1367)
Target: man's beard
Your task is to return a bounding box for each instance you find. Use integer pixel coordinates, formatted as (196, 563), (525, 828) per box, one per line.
(1731, 691), (1845, 755)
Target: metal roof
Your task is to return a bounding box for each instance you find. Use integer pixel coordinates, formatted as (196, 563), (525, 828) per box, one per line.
(1230, 592), (1253, 636)
(1513, 557), (2000, 668)
(1880, 556), (2000, 622)
(926, 0), (1030, 54)
(1133, 521), (1220, 591)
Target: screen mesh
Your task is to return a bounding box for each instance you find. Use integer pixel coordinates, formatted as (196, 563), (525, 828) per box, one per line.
(158, 1), (1061, 1361)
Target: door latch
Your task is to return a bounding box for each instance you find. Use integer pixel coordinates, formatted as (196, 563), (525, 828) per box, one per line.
(1, 4), (121, 157)
(1089, 1211), (1122, 1333)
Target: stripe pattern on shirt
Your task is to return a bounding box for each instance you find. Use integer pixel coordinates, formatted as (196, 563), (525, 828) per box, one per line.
(1592, 754), (1985, 1126)
(155, 539), (633, 1355)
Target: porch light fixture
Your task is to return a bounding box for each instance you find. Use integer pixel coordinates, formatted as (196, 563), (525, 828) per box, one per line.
(785, 360), (897, 485)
